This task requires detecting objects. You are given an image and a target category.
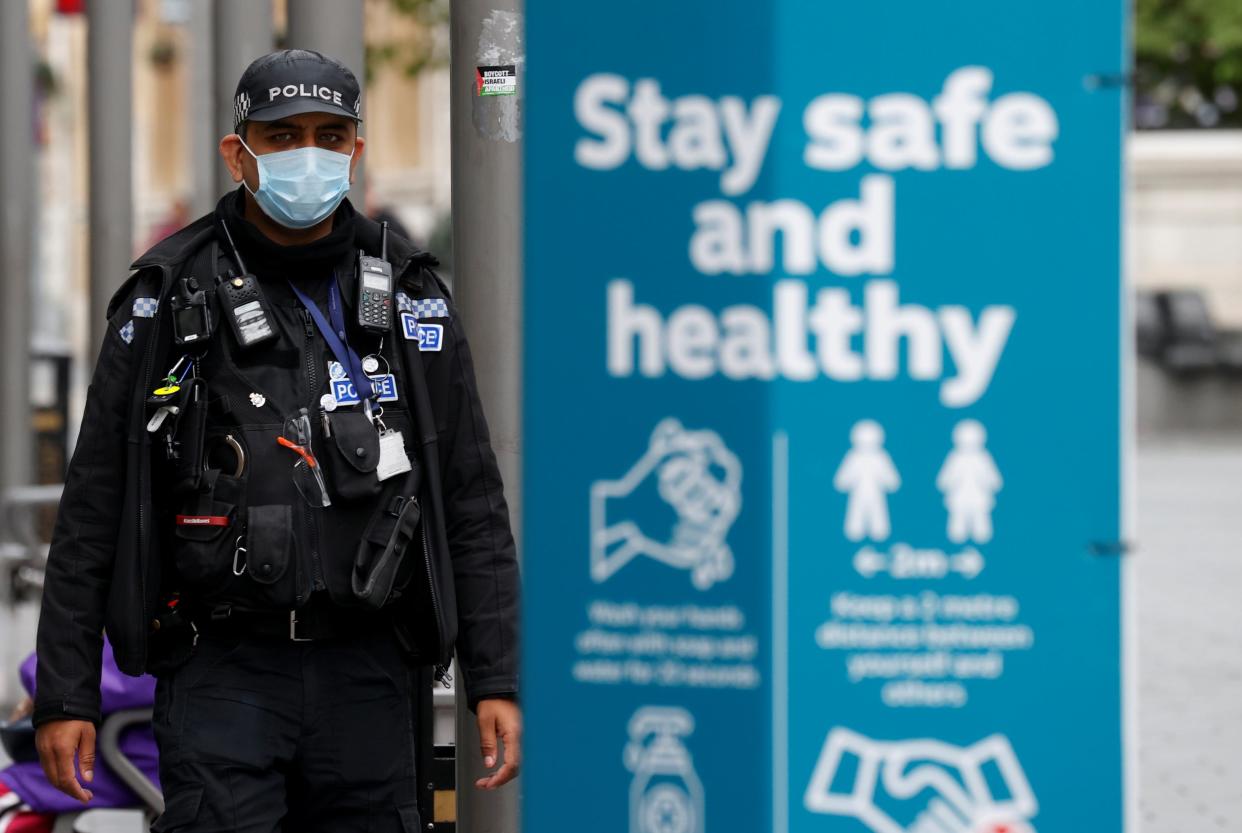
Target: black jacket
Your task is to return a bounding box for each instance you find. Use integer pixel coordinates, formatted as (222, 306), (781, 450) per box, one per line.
(33, 208), (519, 725)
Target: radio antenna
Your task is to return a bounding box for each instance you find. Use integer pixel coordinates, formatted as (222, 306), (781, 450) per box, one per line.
(380, 220), (389, 261)
(218, 220), (248, 276)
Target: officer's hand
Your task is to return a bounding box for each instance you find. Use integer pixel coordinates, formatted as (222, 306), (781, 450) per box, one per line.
(35, 719), (96, 804)
(474, 698), (521, 790)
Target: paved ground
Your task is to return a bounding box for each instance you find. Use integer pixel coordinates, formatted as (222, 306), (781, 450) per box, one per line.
(1137, 438), (1242, 832)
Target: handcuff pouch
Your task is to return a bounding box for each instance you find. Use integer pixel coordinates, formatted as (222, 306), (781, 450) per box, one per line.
(243, 505), (293, 587)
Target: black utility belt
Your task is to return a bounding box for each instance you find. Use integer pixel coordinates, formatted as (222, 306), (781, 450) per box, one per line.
(168, 480), (424, 613)
(193, 604), (393, 643)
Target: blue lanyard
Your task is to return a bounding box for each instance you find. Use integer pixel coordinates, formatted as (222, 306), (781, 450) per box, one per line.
(287, 275), (374, 402)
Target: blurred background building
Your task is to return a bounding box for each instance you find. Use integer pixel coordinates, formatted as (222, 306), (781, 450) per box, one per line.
(12, 0), (1242, 453)
(24, 0), (454, 463)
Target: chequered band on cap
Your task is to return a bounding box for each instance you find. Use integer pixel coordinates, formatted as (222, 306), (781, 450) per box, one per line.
(234, 92), (252, 128)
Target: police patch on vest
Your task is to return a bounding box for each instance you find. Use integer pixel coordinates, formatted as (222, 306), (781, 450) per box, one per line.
(329, 373), (400, 407)
(401, 313), (443, 351)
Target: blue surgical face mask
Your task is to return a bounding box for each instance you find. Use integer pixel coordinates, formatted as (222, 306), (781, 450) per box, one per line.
(240, 139), (354, 229)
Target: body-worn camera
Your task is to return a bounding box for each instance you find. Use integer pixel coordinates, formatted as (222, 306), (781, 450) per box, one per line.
(171, 277), (213, 345)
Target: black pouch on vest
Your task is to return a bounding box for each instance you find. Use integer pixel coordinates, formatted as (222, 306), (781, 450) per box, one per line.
(172, 469), (241, 598)
(352, 493), (422, 609)
(321, 410), (383, 501)
(243, 505), (295, 600)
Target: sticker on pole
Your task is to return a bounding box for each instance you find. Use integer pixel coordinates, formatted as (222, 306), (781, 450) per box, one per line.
(477, 65), (517, 97)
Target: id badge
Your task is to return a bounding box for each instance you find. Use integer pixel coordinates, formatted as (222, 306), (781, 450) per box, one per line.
(376, 428), (413, 481)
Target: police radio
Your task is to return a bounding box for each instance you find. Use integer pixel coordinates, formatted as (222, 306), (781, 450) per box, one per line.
(356, 221), (393, 333)
(217, 221), (278, 349)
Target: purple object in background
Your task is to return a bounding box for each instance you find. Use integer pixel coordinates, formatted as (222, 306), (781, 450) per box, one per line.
(0, 730), (159, 815)
(18, 641), (156, 713)
(0, 639), (161, 814)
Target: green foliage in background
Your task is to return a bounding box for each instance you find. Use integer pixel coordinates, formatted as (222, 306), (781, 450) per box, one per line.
(1135, 0), (1242, 127)
(365, 0), (450, 82)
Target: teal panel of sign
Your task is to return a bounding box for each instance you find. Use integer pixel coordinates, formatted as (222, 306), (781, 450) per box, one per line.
(524, 4), (1129, 832)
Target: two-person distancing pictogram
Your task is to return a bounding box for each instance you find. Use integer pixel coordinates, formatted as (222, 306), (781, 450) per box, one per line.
(834, 419), (1002, 544)
(937, 420), (1003, 545)
(834, 420), (902, 543)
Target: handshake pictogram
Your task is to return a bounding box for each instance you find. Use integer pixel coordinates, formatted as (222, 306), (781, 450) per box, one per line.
(804, 728), (1038, 833)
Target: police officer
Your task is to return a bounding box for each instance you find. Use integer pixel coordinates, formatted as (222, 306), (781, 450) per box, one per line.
(32, 50), (521, 832)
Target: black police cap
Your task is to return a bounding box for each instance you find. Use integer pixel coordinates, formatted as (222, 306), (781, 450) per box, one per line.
(233, 49), (362, 132)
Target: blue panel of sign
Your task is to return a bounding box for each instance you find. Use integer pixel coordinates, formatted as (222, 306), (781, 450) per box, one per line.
(524, 4), (1128, 832)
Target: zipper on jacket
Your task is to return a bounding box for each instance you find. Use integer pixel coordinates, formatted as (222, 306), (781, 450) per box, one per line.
(301, 309), (325, 595)
(136, 286), (166, 637)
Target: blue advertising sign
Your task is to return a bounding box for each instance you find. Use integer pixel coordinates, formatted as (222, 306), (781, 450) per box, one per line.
(524, 5), (1128, 833)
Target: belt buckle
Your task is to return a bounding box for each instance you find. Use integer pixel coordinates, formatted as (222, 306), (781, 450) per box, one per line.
(289, 610), (313, 642)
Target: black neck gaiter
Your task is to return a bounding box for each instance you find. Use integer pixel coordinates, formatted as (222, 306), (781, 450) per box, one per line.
(213, 189), (358, 292)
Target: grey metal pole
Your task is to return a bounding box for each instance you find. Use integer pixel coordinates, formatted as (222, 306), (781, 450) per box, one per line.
(284, 0), (366, 203)
(450, 1), (524, 831)
(213, 0), (274, 197)
(186, 0), (218, 217)
(0, 0), (34, 490)
(87, 0), (134, 358)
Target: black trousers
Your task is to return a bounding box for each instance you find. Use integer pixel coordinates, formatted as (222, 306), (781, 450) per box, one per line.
(150, 625), (420, 833)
